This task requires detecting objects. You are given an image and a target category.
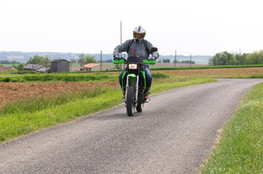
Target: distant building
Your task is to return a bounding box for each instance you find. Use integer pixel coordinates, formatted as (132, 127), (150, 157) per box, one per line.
(50, 59), (70, 73)
(0, 66), (14, 72)
(81, 63), (100, 71)
(81, 63), (116, 71)
(70, 63), (82, 72)
(23, 64), (49, 72)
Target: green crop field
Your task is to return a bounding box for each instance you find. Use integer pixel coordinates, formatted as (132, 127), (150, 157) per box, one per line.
(0, 73), (117, 82)
(151, 64), (263, 70)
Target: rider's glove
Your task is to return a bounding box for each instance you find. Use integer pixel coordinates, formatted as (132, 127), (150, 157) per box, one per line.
(113, 56), (121, 60)
(149, 57), (156, 61)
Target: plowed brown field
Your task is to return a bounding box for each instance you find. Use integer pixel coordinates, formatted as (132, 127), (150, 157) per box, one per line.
(1, 67), (263, 108)
(153, 67), (263, 77)
(0, 82), (118, 108)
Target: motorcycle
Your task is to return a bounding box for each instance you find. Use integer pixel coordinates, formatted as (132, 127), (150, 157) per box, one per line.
(113, 48), (157, 116)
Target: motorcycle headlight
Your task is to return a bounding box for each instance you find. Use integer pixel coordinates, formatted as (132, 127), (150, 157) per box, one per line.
(129, 64), (137, 69)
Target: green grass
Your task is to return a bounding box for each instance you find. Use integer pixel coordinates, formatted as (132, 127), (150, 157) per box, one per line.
(229, 74), (263, 79)
(0, 87), (109, 115)
(151, 64), (263, 70)
(152, 75), (215, 93)
(0, 87), (122, 142)
(0, 73), (117, 82)
(152, 72), (170, 78)
(200, 83), (263, 174)
(0, 64), (14, 67)
(246, 74), (263, 78)
(0, 74), (214, 143)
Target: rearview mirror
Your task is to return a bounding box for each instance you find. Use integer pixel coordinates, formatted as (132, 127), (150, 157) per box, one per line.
(150, 47), (158, 53)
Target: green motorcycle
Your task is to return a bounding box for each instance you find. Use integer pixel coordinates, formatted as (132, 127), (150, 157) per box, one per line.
(113, 56), (156, 116)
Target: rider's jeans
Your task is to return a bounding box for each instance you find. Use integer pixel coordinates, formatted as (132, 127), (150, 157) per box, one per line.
(119, 66), (152, 92)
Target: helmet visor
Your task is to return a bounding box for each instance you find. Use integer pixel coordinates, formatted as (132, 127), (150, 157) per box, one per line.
(133, 32), (145, 39)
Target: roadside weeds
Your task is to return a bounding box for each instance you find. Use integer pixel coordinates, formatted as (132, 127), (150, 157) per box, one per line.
(199, 82), (263, 174)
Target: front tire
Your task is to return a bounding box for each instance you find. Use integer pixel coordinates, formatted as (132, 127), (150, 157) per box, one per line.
(126, 87), (135, 116)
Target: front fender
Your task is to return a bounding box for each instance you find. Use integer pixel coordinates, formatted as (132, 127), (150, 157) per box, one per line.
(127, 74), (137, 87)
(127, 74), (136, 78)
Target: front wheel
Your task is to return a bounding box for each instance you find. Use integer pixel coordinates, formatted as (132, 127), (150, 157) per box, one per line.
(126, 87), (135, 116)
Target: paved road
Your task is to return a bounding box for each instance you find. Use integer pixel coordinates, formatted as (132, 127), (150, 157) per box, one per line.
(0, 79), (262, 174)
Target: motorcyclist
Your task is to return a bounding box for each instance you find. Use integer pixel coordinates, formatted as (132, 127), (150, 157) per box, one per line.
(113, 26), (159, 100)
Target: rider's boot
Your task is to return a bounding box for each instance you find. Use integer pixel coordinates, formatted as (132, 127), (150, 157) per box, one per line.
(122, 89), (126, 102)
(144, 87), (151, 103)
(144, 95), (150, 103)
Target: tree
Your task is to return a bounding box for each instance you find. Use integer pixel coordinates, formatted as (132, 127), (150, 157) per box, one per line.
(182, 60), (195, 64)
(78, 54), (97, 65)
(235, 53), (246, 65)
(162, 59), (170, 63)
(12, 63), (24, 71)
(209, 50), (263, 66)
(244, 50), (263, 64)
(173, 59), (181, 63)
(70, 59), (77, 63)
(0, 60), (20, 64)
(209, 51), (237, 65)
(27, 55), (51, 67)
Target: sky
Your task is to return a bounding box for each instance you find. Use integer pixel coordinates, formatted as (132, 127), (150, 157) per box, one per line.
(0, 0), (262, 56)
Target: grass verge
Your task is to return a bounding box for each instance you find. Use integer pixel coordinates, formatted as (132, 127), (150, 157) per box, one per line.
(0, 87), (122, 143)
(151, 64), (263, 70)
(0, 74), (214, 144)
(0, 73), (117, 82)
(151, 72), (215, 94)
(200, 83), (263, 174)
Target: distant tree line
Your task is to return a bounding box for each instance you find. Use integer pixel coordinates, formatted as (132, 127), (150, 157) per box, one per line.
(8, 54), (97, 71)
(0, 60), (20, 64)
(181, 60), (195, 64)
(158, 59), (195, 64)
(0, 60), (24, 71)
(25, 54), (97, 67)
(77, 54), (97, 65)
(209, 50), (263, 65)
(27, 55), (51, 67)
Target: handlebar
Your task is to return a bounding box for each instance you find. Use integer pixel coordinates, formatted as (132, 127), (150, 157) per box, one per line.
(113, 58), (126, 64)
(113, 58), (156, 65)
(142, 59), (156, 65)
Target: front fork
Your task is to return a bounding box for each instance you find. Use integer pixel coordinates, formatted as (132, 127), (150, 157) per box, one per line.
(125, 74), (139, 106)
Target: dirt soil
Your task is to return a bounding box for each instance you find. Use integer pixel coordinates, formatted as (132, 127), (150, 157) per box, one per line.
(0, 82), (118, 108)
(1, 67), (263, 108)
(153, 67), (263, 77)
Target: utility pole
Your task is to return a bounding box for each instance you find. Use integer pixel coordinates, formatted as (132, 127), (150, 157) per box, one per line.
(120, 20), (122, 46)
(174, 50), (177, 67)
(70, 56), (72, 72)
(239, 49), (241, 65)
(45, 55), (48, 72)
(100, 50), (102, 71)
(120, 20), (124, 69)
(190, 54), (192, 67)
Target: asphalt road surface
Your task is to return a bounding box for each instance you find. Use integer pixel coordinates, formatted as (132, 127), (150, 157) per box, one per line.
(1, 79), (263, 174)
